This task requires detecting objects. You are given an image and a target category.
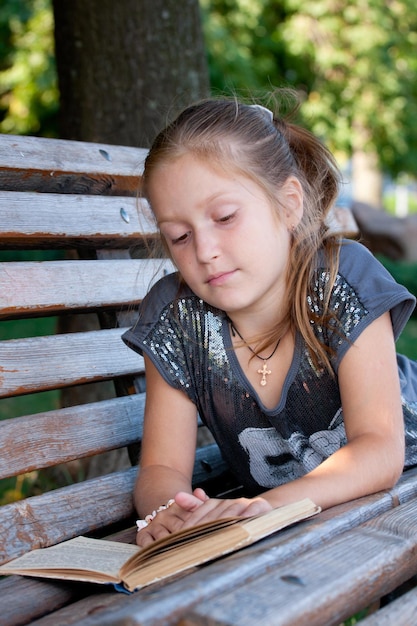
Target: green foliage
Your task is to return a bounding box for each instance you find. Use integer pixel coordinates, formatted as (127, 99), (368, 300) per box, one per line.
(1, 0), (417, 179)
(0, 0), (58, 136)
(202, 0), (417, 178)
(378, 256), (417, 311)
(378, 256), (417, 360)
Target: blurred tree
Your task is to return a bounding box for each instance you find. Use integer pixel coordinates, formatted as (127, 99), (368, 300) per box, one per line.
(53, 0), (209, 147)
(202, 0), (417, 207)
(280, 0), (417, 206)
(0, 0), (58, 136)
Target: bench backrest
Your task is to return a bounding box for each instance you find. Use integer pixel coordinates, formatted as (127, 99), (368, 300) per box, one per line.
(0, 134), (227, 565)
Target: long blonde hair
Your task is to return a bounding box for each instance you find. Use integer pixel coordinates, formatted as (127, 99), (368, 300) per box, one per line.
(143, 92), (343, 373)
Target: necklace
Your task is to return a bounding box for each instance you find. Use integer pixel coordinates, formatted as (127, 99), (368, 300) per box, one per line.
(229, 322), (280, 387)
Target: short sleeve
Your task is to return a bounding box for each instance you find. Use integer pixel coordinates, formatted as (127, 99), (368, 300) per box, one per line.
(314, 241), (416, 369)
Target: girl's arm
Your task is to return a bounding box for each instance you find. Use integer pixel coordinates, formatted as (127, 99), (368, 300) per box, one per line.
(134, 355), (201, 546)
(269, 309), (405, 508)
(175, 311), (405, 527)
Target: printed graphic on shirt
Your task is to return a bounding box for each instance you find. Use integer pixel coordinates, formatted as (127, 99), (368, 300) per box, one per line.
(238, 411), (346, 487)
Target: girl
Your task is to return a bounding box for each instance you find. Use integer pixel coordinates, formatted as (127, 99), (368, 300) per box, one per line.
(122, 95), (417, 547)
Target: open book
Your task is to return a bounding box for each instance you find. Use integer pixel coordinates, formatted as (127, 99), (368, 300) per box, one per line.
(0, 498), (320, 593)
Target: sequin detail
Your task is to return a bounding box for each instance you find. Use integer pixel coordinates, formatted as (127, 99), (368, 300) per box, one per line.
(308, 270), (369, 355)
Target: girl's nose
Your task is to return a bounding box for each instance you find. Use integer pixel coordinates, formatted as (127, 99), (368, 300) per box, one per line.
(194, 231), (219, 263)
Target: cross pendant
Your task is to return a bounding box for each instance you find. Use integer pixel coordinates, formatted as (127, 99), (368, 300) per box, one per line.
(258, 361), (272, 386)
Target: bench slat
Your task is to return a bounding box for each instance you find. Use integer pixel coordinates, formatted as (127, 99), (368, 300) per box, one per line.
(0, 258), (172, 319)
(360, 585), (417, 625)
(0, 328), (143, 398)
(18, 480), (417, 626)
(0, 395), (145, 479)
(3, 471), (417, 626)
(0, 191), (155, 248)
(0, 134), (147, 195)
(0, 576), (84, 626)
(164, 498), (417, 626)
(0, 467), (137, 564)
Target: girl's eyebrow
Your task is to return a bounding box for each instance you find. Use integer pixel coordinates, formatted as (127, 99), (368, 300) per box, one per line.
(157, 191), (237, 226)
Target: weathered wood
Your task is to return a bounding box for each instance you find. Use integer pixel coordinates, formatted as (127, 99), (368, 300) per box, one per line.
(0, 395), (145, 479)
(0, 258), (173, 319)
(0, 576), (86, 626)
(0, 133), (147, 195)
(352, 200), (417, 262)
(360, 585), (417, 625)
(177, 526), (416, 625)
(0, 191), (155, 248)
(0, 467), (137, 563)
(0, 328), (143, 397)
(18, 476), (417, 626)
(152, 499), (417, 626)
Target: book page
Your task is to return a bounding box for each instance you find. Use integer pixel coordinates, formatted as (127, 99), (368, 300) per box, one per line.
(0, 536), (139, 583)
(122, 523), (250, 591)
(122, 498), (320, 592)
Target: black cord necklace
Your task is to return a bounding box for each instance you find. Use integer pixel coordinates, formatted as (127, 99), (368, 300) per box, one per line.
(229, 321), (280, 387)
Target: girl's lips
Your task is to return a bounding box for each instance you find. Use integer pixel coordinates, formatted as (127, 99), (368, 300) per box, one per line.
(207, 270), (236, 286)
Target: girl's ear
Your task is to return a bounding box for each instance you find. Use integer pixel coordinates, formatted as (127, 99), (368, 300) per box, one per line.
(279, 176), (304, 230)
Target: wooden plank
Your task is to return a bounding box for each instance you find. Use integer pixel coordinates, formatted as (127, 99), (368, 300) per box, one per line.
(169, 498), (417, 626)
(0, 447), (229, 567)
(360, 585), (417, 625)
(3, 479), (417, 626)
(192, 443), (229, 484)
(0, 191), (156, 248)
(0, 258), (173, 318)
(0, 327), (144, 398)
(0, 133), (147, 195)
(20, 491), (401, 626)
(0, 467), (137, 564)
(0, 399), (229, 496)
(0, 530), (137, 626)
(43, 474), (417, 626)
(0, 395), (145, 479)
(15, 588), (129, 626)
(0, 576), (85, 626)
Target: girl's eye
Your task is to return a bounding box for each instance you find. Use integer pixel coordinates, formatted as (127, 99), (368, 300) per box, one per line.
(217, 212), (235, 223)
(171, 232), (190, 245)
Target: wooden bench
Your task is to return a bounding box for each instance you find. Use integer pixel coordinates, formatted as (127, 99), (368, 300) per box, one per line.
(1, 132), (417, 626)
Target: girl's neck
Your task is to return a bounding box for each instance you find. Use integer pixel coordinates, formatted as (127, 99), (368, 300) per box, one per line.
(225, 306), (286, 344)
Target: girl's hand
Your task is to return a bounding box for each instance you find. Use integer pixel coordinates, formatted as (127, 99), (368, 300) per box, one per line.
(136, 488), (208, 547)
(136, 489), (273, 546)
(174, 492), (273, 529)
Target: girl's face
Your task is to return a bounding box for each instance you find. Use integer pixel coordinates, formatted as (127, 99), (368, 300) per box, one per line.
(146, 153), (302, 323)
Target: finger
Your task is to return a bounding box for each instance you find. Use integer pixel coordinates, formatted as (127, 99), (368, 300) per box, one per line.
(180, 497), (270, 529)
(174, 490), (207, 512)
(136, 528), (159, 547)
(193, 487), (209, 502)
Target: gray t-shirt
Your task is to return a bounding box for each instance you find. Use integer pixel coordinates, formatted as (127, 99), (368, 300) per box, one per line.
(123, 240), (417, 494)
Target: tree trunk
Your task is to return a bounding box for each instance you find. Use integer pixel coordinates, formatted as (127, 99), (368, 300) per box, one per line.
(53, 0), (209, 147)
(52, 0), (210, 478)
